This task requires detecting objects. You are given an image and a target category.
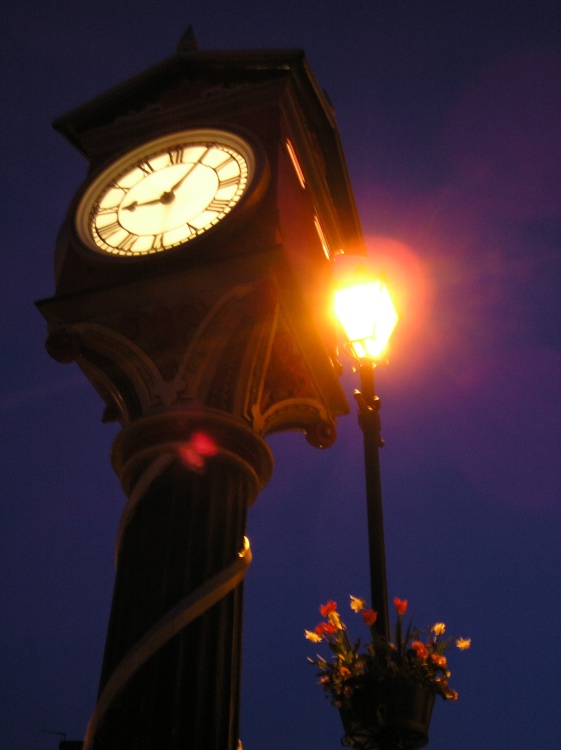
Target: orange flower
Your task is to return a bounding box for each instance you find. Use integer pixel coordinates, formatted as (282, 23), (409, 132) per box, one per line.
(411, 641), (428, 660)
(361, 609), (378, 626)
(394, 597), (408, 616)
(431, 653), (447, 669)
(339, 667), (351, 679)
(319, 600), (337, 617)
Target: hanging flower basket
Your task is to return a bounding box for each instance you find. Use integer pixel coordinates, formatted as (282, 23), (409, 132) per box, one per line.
(306, 596), (471, 750)
(338, 678), (435, 749)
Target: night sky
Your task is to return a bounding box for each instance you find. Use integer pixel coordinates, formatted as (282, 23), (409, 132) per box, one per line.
(2, 2), (561, 749)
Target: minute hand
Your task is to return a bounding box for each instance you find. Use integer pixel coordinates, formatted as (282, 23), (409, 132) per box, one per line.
(169, 162), (198, 193)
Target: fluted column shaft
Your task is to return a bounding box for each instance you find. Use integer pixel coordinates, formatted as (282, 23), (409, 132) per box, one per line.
(87, 410), (273, 750)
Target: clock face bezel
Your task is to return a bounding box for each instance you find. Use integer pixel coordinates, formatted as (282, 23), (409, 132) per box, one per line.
(75, 129), (259, 259)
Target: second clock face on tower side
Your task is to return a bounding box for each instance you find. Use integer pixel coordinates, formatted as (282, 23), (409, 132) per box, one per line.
(75, 129), (256, 257)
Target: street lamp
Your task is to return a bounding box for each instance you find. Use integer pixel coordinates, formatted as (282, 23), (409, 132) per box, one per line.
(334, 272), (399, 641)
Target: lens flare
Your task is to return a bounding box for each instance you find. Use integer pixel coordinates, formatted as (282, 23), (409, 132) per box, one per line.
(178, 431), (218, 472)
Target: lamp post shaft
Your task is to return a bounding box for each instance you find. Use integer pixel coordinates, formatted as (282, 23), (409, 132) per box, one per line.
(356, 362), (390, 640)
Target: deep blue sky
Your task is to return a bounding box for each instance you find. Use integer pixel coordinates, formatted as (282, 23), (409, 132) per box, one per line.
(2, 2), (561, 749)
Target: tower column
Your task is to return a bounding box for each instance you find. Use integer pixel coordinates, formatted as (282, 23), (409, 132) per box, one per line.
(40, 269), (345, 750)
(87, 409), (273, 750)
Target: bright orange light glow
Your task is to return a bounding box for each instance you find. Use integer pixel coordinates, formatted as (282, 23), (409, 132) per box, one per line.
(333, 236), (433, 376)
(285, 138), (306, 189)
(314, 215), (331, 259)
(359, 237), (430, 341)
(334, 279), (399, 361)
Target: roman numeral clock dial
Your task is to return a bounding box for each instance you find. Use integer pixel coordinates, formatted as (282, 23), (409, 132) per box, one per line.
(75, 130), (258, 257)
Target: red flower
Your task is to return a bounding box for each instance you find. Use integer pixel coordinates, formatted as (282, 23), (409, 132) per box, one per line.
(361, 609), (378, 626)
(319, 600), (337, 617)
(393, 597), (408, 616)
(315, 621), (336, 637)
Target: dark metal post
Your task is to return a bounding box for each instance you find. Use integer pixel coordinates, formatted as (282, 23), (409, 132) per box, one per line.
(354, 361), (390, 640)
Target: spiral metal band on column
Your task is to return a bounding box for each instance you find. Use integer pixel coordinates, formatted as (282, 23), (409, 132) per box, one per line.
(83, 446), (254, 750)
(82, 410), (273, 750)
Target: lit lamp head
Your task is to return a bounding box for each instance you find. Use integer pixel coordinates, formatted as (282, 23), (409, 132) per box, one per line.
(334, 277), (398, 363)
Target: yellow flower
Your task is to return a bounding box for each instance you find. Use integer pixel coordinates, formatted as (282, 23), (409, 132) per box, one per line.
(456, 637), (471, 650)
(350, 595), (366, 613)
(305, 629), (322, 643)
(328, 610), (342, 629)
(432, 622), (446, 636)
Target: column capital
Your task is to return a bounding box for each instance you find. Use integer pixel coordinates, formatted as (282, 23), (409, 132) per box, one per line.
(40, 268), (346, 448)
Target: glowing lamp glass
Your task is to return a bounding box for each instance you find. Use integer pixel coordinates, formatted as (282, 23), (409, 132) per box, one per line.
(334, 281), (398, 361)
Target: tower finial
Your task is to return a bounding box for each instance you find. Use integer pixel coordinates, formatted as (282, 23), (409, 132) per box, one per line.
(177, 26), (199, 53)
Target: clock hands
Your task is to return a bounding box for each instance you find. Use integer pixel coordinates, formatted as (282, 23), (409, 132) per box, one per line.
(169, 161), (198, 193)
(122, 192), (174, 212)
(82, 133), (251, 256)
(122, 163), (199, 212)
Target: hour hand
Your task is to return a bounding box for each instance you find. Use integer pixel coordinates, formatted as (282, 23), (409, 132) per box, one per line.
(122, 196), (164, 212)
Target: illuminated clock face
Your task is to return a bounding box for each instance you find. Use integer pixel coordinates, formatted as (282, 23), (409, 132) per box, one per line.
(76, 130), (255, 256)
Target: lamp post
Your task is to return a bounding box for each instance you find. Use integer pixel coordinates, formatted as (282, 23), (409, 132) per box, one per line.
(334, 275), (399, 641)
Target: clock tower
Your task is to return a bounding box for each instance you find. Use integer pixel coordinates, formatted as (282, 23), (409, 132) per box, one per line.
(38, 28), (365, 750)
